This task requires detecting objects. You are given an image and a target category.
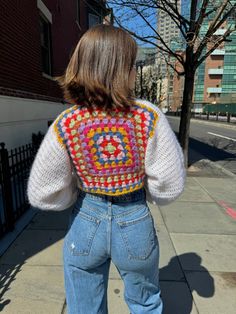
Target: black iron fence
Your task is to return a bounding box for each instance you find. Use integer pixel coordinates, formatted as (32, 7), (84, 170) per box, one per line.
(0, 142), (38, 239)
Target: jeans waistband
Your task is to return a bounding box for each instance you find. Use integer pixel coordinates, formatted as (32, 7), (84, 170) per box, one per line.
(78, 188), (146, 203)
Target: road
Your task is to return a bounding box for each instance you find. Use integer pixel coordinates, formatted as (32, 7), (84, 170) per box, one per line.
(167, 116), (236, 174)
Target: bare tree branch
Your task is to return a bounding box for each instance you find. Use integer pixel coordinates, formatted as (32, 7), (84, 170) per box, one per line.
(207, 0), (229, 34)
(194, 0), (210, 39)
(110, 0), (190, 29)
(132, 5), (185, 64)
(194, 3), (236, 62)
(158, 0), (189, 27)
(162, 53), (185, 76)
(112, 6), (185, 66)
(195, 27), (235, 69)
(211, 3), (236, 34)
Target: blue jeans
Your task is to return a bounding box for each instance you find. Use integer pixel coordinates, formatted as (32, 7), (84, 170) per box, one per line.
(63, 188), (163, 314)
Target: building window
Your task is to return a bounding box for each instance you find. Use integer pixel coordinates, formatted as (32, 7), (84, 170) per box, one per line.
(88, 13), (101, 28)
(39, 14), (52, 76)
(77, 0), (80, 24)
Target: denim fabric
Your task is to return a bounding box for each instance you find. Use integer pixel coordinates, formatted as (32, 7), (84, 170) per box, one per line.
(63, 188), (163, 314)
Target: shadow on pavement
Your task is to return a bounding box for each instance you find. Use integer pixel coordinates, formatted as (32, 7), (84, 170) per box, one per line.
(188, 137), (236, 165)
(0, 207), (72, 312)
(160, 253), (215, 314)
(0, 263), (22, 311)
(0, 217), (216, 313)
(172, 131), (236, 166)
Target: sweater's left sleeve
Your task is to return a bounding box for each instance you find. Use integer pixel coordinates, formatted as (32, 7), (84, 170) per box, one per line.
(27, 123), (77, 211)
(144, 108), (186, 205)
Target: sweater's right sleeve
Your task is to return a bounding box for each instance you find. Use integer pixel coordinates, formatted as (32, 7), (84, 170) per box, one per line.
(144, 110), (186, 205)
(27, 123), (77, 211)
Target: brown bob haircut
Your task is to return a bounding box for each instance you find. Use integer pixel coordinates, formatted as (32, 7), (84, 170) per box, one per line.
(56, 24), (137, 110)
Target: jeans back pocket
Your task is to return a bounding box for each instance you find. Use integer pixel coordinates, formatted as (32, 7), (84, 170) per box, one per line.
(118, 210), (156, 260)
(66, 210), (100, 256)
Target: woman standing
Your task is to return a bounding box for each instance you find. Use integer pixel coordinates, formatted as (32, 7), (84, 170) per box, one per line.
(27, 24), (185, 314)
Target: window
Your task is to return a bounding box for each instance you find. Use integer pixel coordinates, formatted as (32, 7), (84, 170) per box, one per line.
(88, 13), (101, 28)
(77, 0), (80, 24)
(39, 14), (52, 76)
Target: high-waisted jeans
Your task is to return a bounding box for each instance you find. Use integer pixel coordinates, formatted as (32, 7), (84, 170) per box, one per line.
(63, 188), (163, 314)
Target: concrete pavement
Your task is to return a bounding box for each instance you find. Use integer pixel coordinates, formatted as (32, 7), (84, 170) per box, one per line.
(167, 116), (236, 175)
(0, 174), (236, 313)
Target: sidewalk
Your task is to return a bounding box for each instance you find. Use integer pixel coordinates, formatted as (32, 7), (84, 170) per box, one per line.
(0, 174), (236, 313)
(167, 114), (236, 130)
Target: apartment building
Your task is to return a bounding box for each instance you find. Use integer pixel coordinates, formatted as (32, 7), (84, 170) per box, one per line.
(156, 1), (181, 109)
(194, 7), (236, 111)
(0, 0), (107, 148)
(166, 2), (236, 113)
(157, 1), (181, 75)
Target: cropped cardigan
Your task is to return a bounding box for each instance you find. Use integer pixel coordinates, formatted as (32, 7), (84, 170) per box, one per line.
(27, 99), (186, 210)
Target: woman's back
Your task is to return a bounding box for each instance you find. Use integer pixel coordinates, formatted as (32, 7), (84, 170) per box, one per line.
(54, 100), (158, 195)
(27, 24), (185, 314)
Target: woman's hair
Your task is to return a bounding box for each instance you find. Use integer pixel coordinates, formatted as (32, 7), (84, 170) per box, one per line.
(55, 24), (137, 110)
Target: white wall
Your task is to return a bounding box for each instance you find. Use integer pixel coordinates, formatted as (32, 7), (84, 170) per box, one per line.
(0, 95), (70, 149)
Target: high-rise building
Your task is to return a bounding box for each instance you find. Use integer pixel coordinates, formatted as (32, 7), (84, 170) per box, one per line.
(165, 1), (236, 112)
(157, 1), (181, 76)
(193, 4), (236, 110)
(156, 1), (182, 109)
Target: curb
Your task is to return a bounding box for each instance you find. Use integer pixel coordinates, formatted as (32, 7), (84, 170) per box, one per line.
(192, 158), (236, 179)
(0, 207), (39, 257)
(167, 115), (236, 130)
(191, 118), (236, 130)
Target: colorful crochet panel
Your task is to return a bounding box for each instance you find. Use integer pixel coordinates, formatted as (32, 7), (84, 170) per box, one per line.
(55, 102), (158, 195)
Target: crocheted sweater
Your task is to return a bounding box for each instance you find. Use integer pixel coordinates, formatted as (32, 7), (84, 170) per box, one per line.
(27, 99), (185, 210)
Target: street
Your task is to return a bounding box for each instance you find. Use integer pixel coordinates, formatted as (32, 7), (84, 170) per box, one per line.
(167, 116), (236, 174)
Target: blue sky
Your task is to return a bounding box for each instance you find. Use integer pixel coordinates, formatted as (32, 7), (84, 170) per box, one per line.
(107, 3), (157, 47)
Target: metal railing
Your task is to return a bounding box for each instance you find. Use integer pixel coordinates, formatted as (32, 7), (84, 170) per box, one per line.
(0, 142), (38, 239)
(166, 111), (236, 124)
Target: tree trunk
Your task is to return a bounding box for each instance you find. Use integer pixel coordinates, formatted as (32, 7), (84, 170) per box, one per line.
(178, 70), (195, 168)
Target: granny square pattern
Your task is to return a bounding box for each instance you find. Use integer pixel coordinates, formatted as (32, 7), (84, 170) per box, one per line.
(54, 102), (158, 195)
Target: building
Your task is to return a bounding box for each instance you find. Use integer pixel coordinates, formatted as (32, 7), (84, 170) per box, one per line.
(157, 1), (181, 76)
(193, 5), (236, 112)
(168, 52), (185, 112)
(165, 1), (236, 113)
(156, 1), (182, 109)
(165, 0), (190, 112)
(0, 0), (107, 149)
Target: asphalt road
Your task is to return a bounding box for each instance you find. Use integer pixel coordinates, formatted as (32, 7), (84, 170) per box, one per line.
(167, 116), (236, 174)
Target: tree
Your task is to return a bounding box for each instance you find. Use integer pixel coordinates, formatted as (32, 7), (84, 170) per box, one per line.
(107, 0), (236, 166)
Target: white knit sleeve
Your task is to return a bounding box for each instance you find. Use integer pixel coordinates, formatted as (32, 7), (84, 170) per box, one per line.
(145, 109), (186, 205)
(27, 123), (77, 211)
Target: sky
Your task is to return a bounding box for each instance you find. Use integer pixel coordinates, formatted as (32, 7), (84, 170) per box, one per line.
(107, 2), (157, 48)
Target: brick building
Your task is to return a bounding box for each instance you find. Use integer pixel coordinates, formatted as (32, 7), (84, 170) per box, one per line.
(167, 52), (185, 112)
(194, 18), (236, 113)
(0, 0), (107, 148)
